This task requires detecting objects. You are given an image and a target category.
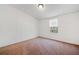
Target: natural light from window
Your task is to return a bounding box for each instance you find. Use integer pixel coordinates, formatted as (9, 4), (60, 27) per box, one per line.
(49, 18), (58, 33)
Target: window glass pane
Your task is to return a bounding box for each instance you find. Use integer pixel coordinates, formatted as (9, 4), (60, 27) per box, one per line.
(49, 18), (58, 33)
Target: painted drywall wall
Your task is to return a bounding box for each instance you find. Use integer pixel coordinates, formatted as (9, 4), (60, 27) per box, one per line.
(0, 5), (38, 47)
(39, 12), (79, 45)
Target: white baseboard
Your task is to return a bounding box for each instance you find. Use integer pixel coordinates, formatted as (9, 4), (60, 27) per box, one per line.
(39, 35), (79, 45)
(0, 35), (38, 48)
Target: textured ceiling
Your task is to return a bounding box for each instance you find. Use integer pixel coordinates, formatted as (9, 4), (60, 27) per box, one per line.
(10, 4), (79, 20)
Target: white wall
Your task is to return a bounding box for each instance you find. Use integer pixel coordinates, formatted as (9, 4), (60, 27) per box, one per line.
(40, 12), (79, 45)
(0, 5), (38, 47)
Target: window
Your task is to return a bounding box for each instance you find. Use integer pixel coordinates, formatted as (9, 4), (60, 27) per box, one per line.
(49, 18), (58, 33)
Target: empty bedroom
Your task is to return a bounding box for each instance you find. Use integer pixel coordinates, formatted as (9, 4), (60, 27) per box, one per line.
(0, 4), (79, 55)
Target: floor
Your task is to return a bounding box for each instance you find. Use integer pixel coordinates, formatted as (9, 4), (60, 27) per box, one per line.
(0, 37), (79, 55)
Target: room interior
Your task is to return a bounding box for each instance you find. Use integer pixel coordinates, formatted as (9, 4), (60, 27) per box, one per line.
(0, 4), (79, 55)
